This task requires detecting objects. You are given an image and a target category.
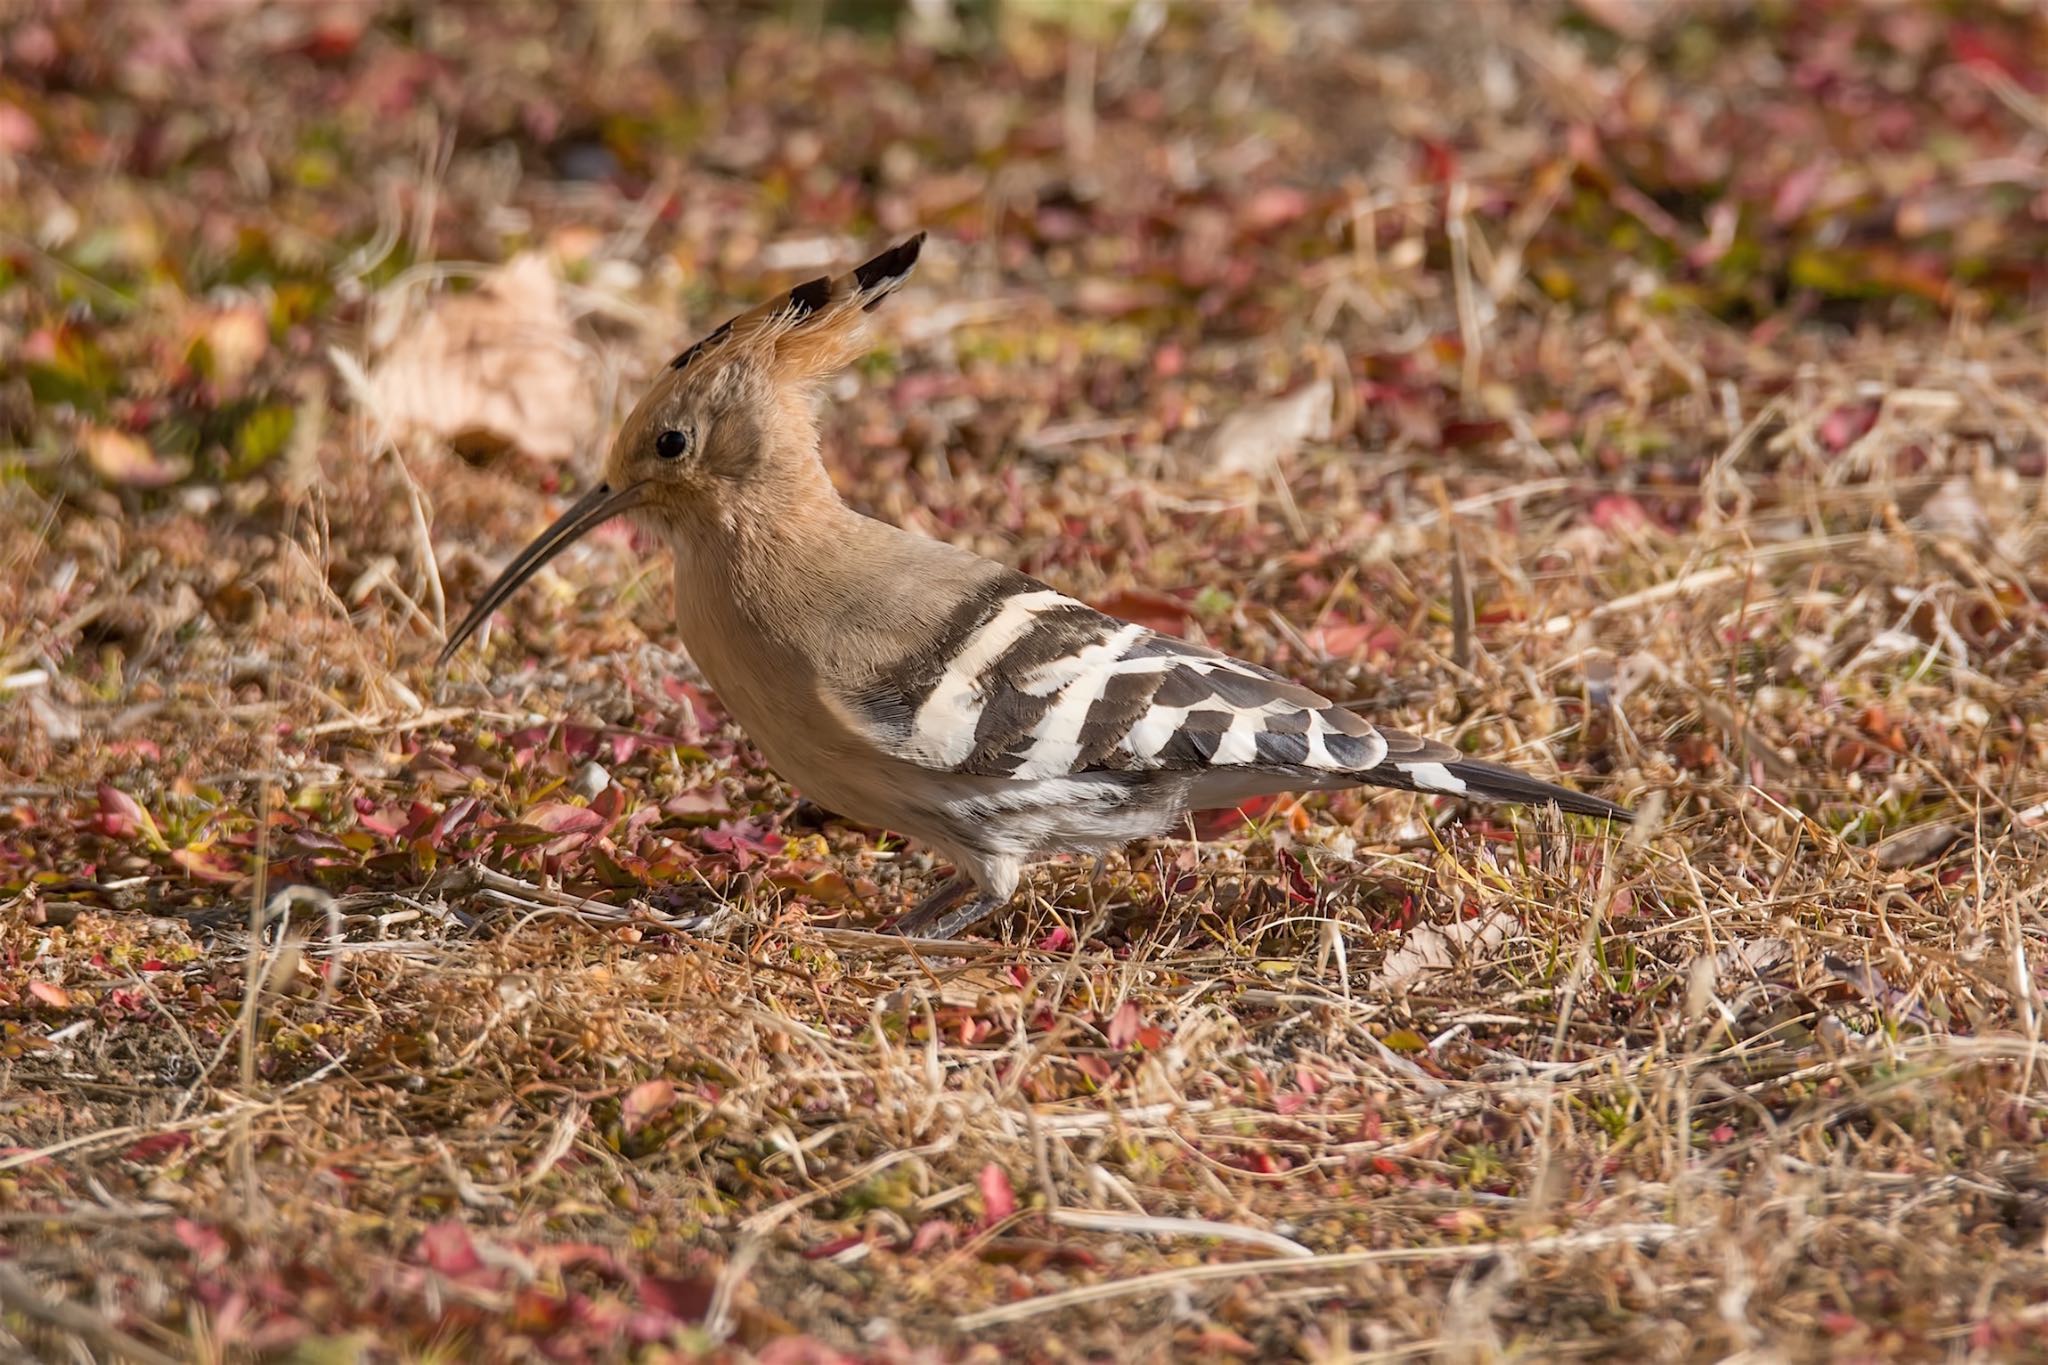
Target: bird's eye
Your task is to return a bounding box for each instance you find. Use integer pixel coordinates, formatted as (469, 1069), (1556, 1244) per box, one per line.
(655, 428), (693, 461)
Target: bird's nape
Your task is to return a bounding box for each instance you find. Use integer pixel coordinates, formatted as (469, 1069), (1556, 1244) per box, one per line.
(437, 480), (648, 665)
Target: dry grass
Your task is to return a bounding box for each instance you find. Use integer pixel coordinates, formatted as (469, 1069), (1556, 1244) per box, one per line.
(5, 3), (2048, 1360)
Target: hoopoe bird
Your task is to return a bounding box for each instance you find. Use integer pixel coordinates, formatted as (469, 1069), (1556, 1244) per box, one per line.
(441, 235), (1630, 938)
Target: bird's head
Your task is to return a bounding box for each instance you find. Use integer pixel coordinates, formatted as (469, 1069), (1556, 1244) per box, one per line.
(437, 233), (924, 665)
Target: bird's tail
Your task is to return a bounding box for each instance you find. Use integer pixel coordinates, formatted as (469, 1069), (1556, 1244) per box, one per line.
(1380, 755), (1633, 823)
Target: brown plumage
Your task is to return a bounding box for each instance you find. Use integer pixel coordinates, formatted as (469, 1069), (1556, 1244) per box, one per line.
(441, 235), (1630, 939)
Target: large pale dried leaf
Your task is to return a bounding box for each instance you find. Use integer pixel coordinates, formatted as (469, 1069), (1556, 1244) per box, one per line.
(361, 253), (594, 464)
(1202, 378), (1332, 477)
(1371, 908), (1518, 992)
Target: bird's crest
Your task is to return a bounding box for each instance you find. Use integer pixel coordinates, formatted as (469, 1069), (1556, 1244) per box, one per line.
(668, 233), (924, 386)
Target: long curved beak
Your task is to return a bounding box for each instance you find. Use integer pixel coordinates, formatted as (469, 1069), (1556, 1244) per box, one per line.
(437, 481), (647, 666)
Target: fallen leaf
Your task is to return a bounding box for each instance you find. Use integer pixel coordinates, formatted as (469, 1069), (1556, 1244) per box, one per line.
(635, 1273), (713, 1323)
(1105, 1000), (1142, 1049)
(1371, 909), (1519, 992)
(978, 1162), (1016, 1226)
(81, 425), (188, 487)
(1818, 401), (1880, 453)
(1303, 618), (1403, 660)
(527, 802), (607, 835)
(908, 1219), (956, 1255)
(29, 980), (70, 1009)
(172, 846), (243, 883)
(123, 1131), (193, 1163)
(360, 253), (595, 464)
(1091, 587), (1193, 635)
(417, 1220), (484, 1277)
(94, 784), (159, 844)
(1202, 378), (1332, 477)
(173, 1219), (231, 1271)
(621, 1079), (677, 1135)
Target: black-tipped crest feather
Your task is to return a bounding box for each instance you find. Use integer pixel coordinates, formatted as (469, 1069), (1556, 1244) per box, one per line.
(853, 232), (925, 308)
(664, 234), (925, 381)
(784, 275), (833, 318)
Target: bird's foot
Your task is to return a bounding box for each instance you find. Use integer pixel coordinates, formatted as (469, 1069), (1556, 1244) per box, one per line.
(891, 876), (1005, 940)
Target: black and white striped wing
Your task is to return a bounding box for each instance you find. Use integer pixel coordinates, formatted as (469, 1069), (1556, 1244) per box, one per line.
(843, 573), (1630, 821)
(847, 576), (1458, 791)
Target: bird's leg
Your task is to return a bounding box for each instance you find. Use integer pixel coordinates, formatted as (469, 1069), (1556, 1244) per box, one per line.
(891, 875), (968, 934)
(892, 875), (1007, 939)
(904, 891), (1008, 940)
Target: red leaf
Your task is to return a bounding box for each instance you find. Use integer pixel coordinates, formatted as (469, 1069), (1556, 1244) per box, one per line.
(174, 1219), (231, 1270)
(417, 1220), (483, 1277)
(123, 1131), (193, 1163)
(1771, 162), (1826, 225)
(757, 1338), (863, 1365)
(1241, 184), (1310, 231)
(1304, 619), (1401, 660)
(659, 678), (720, 736)
(802, 1235), (865, 1261)
(1415, 136), (1459, 185)
(1091, 587), (1194, 635)
(1036, 925), (1073, 952)
(1820, 1311), (1864, 1337)
(1194, 794), (1278, 839)
(700, 820), (784, 867)
(1106, 1000), (1143, 1049)
(978, 1162), (1017, 1226)
(1590, 494), (1651, 533)
(908, 1219), (956, 1255)
(93, 784), (145, 838)
(1276, 847), (1317, 904)
(172, 847), (243, 884)
(428, 797), (479, 847)
(635, 1273), (713, 1323)
(29, 981), (70, 1009)
(356, 804), (409, 838)
(661, 790), (732, 821)
(527, 802), (605, 834)
(1949, 25), (2032, 83)
(1819, 402), (1880, 453)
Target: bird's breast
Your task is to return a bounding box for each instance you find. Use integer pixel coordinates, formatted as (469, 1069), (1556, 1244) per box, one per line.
(667, 556), (896, 823)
